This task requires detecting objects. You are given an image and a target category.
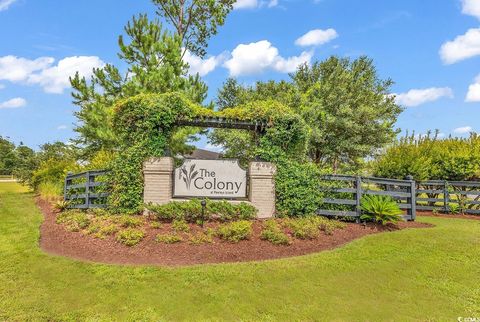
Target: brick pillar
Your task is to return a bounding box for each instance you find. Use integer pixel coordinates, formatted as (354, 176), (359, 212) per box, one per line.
(143, 157), (174, 205)
(249, 162), (277, 219)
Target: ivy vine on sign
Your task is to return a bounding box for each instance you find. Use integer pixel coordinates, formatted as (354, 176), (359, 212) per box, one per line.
(108, 92), (310, 214)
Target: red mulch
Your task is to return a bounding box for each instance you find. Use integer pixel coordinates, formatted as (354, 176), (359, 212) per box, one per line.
(36, 198), (432, 267)
(417, 210), (480, 221)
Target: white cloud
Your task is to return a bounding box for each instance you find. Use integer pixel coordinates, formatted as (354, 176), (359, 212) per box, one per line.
(0, 56), (54, 82)
(224, 40), (313, 76)
(0, 0), (16, 11)
(466, 74), (480, 102)
(454, 126), (473, 134)
(183, 51), (227, 77)
(462, 0), (480, 20)
(0, 97), (26, 109)
(267, 0), (278, 8)
(439, 28), (480, 64)
(0, 55), (104, 94)
(233, 0), (258, 9)
(233, 0), (278, 9)
(295, 28), (338, 47)
(57, 125), (68, 130)
(27, 56), (104, 94)
(394, 87), (454, 107)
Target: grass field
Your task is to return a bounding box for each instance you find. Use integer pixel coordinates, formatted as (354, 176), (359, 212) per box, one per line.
(0, 182), (479, 321)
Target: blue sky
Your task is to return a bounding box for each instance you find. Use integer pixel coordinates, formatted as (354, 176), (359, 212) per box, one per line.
(0, 0), (480, 150)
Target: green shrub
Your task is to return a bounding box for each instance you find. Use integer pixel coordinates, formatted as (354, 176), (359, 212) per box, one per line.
(38, 181), (64, 202)
(448, 203), (462, 215)
(150, 221), (162, 229)
(156, 233), (182, 244)
(56, 210), (91, 232)
(147, 200), (257, 223)
(95, 224), (119, 239)
(116, 229), (145, 246)
(87, 208), (111, 218)
(274, 159), (324, 217)
(53, 200), (70, 212)
(117, 215), (143, 228)
(318, 218), (347, 235)
(234, 202), (258, 220)
(284, 217), (320, 240)
(216, 220), (252, 243)
(86, 223), (102, 235)
(260, 220), (290, 245)
(360, 195), (403, 225)
(188, 229), (215, 245)
(172, 219), (190, 233)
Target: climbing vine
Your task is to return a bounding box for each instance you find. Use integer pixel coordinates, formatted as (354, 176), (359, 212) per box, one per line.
(109, 92), (311, 214)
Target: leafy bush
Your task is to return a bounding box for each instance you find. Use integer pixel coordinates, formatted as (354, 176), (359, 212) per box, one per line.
(260, 220), (290, 245)
(117, 215), (143, 228)
(146, 199), (257, 223)
(116, 229), (145, 246)
(95, 224), (119, 239)
(448, 203), (462, 215)
(53, 200), (70, 212)
(274, 159), (324, 217)
(156, 233), (182, 244)
(38, 181), (64, 202)
(216, 220), (252, 243)
(56, 210), (91, 232)
(206, 200), (257, 221)
(150, 221), (162, 229)
(172, 219), (190, 233)
(318, 218), (347, 235)
(360, 195), (403, 225)
(284, 217), (320, 240)
(188, 229), (215, 245)
(373, 133), (480, 181)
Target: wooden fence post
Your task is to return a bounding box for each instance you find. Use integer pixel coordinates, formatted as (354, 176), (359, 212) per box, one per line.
(355, 176), (362, 222)
(406, 175), (416, 221)
(85, 172), (90, 209)
(443, 180), (449, 213)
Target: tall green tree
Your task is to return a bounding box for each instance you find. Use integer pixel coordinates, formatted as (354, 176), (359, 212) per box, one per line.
(152, 0), (235, 57)
(71, 1), (234, 159)
(0, 136), (17, 175)
(293, 56), (402, 171)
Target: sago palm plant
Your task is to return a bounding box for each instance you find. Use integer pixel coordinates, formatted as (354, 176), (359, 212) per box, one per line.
(360, 195), (403, 225)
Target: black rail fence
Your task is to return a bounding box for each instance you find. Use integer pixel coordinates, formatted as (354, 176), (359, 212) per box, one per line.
(318, 175), (416, 221)
(63, 170), (480, 217)
(417, 180), (480, 215)
(64, 170), (109, 209)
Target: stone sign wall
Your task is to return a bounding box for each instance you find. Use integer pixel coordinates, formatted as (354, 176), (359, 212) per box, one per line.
(143, 157), (276, 218)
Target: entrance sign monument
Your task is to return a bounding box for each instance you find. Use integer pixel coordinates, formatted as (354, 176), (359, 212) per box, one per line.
(143, 157), (277, 218)
(174, 159), (247, 198)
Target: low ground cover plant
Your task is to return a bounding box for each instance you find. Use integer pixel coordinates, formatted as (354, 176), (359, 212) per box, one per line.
(360, 195), (403, 225)
(156, 233), (183, 244)
(216, 220), (252, 243)
(188, 229), (215, 245)
(260, 220), (290, 245)
(146, 199), (257, 223)
(116, 228), (145, 246)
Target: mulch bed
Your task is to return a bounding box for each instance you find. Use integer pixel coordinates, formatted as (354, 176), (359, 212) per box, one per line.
(417, 210), (480, 221)
(37, 198), (432, 267)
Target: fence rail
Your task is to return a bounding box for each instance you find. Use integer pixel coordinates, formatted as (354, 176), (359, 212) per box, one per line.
(64, 170), (109, 209)
(318, 175), (416, 221)
(416, 180), (480, 215)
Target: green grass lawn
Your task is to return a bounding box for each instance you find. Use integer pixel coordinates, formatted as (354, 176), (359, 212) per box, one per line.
(0, 182), (479, 321)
